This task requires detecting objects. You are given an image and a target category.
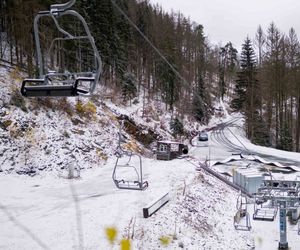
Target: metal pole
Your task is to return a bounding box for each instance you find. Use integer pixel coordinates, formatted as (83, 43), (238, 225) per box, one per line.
(278, 201), (288, 250)
(209, 144), (211, 167)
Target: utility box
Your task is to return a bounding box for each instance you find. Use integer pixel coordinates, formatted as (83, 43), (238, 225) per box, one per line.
(233, 168), (264, 194)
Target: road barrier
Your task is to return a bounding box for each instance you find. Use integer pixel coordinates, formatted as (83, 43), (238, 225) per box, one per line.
(143, 192), (170, 218)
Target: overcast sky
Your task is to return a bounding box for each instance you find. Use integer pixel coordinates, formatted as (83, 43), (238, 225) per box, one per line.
(150, 0), (300, 50)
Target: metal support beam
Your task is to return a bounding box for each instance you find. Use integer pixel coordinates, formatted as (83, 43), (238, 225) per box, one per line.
(278, 202), (288, 250)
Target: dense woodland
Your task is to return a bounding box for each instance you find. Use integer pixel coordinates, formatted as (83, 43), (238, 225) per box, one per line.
(1, 0), (300, 152)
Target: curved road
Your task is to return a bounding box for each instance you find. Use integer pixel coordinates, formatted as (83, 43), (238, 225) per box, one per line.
(210, 118), (300, 167)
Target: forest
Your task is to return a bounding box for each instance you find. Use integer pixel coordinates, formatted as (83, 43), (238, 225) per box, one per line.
(1, 0), (300, 152)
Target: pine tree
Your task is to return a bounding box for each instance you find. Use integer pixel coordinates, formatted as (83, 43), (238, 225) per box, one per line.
(192, 74), (210, 123)
(278, 122), (293, 151)
(251, 111), (270, 146)
(170, 117), (184, 137)
(157, 56), (178, 111)
(192, 24), (211, 123)
(231, 37), (260, 140)
(121, 72), (137, 104)
(82, 0), (127, 85)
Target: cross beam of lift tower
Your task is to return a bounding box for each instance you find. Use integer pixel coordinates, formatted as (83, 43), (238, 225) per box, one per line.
(254, 179), (300, 250)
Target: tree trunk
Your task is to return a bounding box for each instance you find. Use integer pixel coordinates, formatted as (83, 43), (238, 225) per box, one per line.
(296, 96), (300, 152)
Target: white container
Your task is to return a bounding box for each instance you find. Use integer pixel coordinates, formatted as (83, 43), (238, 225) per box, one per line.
(233, 167), (263, 194)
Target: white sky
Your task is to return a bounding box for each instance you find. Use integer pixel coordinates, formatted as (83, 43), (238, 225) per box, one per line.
(150, 0), (300, 50)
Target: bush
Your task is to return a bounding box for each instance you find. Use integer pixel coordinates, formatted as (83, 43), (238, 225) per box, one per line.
(55, 98), (73, 116)
(10, 87), (27, 112)
(76, 100), (97, 118)
(75, 100), (84, 113)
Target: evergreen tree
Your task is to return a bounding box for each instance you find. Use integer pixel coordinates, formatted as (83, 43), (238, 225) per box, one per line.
(82, 0), (127, 85)
(231, 37), (260, 140)
(218, 66), (226, 100)
(278, 122), (293, 151)
(192, 74), (210, 123)
(192, 24), (211, 123)
(231, 72), (246, 111)
(170, 117), (184, 137)
(121, 72), (137, 104)
(157, 56), (178, 111)
(251, 111), (270, 146)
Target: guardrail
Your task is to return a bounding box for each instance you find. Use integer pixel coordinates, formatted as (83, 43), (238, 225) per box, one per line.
(143, 192), (170, 218)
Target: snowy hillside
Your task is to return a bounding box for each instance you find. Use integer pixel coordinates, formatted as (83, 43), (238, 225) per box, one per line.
(0, 63), (254, 250)
(0, 64), (176, 176)
(2, 63), (300, 250)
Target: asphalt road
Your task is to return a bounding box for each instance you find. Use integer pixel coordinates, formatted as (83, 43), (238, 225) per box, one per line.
(210, 119), (300, 167)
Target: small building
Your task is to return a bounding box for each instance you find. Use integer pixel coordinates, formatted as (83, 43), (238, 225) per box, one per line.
(233, 167), (264, 194)
(156, 141), (188, 161)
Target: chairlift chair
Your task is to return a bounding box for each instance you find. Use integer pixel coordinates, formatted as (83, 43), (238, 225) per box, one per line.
(112, 121), (148, 191)
(234, 210), (251, 231)
(21, 0), (102, 97)
(112, 151), (148, 191)
(253, 194), (277, 221)
(233, 193), (251, 231)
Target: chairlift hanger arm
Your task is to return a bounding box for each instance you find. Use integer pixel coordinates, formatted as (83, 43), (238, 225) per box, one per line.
(51, 0), (76, 12)
(34, 10), (99, 78)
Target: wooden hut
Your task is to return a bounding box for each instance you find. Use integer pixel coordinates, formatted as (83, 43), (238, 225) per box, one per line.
(156, 141), (188, 160)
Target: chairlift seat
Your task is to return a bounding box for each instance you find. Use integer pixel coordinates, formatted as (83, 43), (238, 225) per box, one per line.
(112, 152), (148, 191)
(113, 179), (148, 191)
(21, 77), (94, 97)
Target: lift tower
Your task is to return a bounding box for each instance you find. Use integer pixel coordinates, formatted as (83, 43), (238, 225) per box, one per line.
(254, 179), (300, 250)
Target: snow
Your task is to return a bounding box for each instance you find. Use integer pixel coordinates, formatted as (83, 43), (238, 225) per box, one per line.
(1, 63), (300, 249)
(0, 157), (253, 250)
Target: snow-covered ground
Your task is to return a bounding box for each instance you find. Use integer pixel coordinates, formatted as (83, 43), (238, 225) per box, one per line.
(193, 125), (300, 250)
(2, 124), (300, 249)
(0, 156), (253, 250)
(1, 64), (300, 249)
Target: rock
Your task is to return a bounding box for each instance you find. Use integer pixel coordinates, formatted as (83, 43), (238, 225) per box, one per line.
(71, 117), (85, 125)
(71, 128), (85, 135)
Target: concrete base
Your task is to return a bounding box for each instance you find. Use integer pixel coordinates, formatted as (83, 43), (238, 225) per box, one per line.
(278, 242), (288, 250)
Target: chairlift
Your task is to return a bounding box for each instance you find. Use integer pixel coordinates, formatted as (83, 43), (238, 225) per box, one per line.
(21, 0), (102, 97)
(253, 194), (277, 221)
(112, 120), (148, 191)
(233, 193), (251, 231)
(112, 151), (148, 191)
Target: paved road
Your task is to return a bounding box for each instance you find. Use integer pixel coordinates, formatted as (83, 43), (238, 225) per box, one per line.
(210, 119), (300, 167)
(189, 117), (300, 168)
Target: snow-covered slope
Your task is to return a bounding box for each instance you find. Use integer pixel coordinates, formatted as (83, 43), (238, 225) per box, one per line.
(2, 64), (300, 249)
(0, 64), (254, 250)
(0, 157), (253, 250)
(0, 65), (164, 176)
